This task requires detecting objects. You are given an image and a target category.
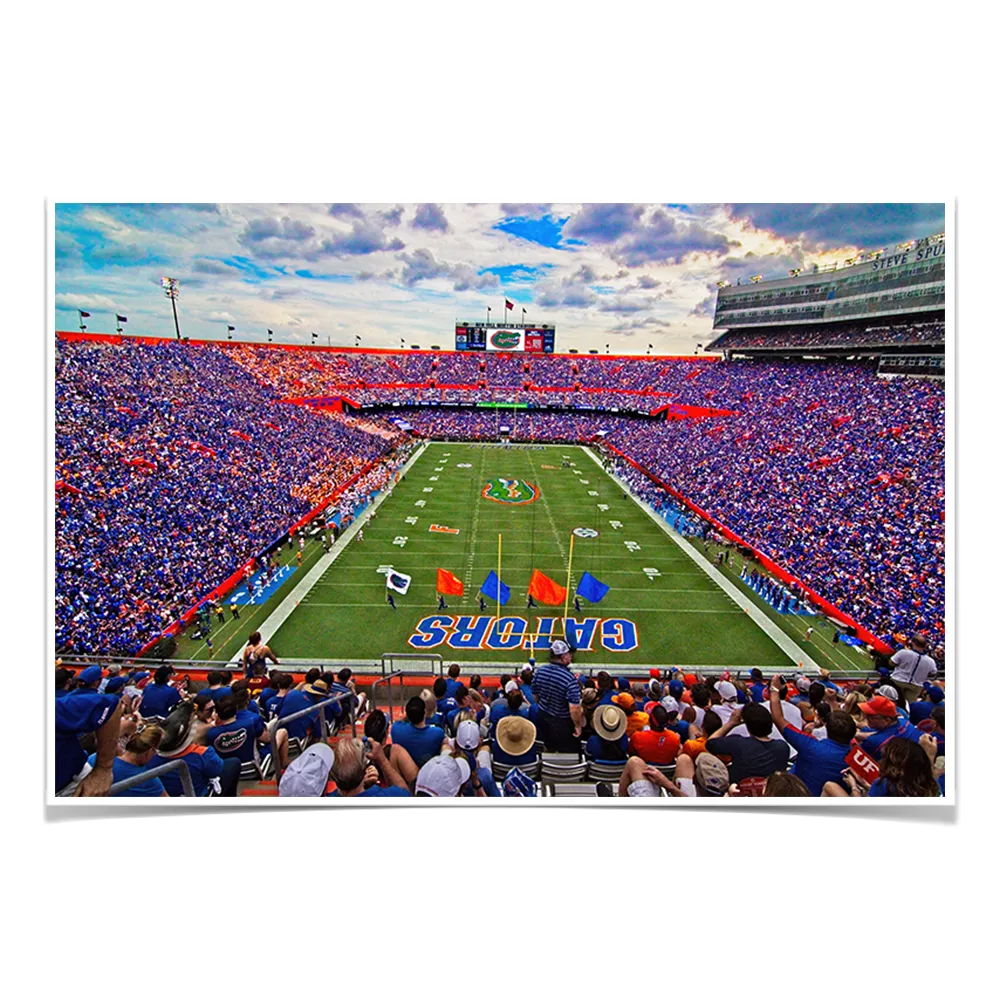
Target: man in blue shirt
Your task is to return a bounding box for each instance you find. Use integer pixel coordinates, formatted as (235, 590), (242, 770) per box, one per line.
(768, 675), (856, 796)
(857, 696), (924, 760)
(207, 694), (268, 767)
(519, 665), (536, 705)
(138, 666), (183, 719)
(908, 685), (945, 725)
(747, 668), (767, 703)
(433, 676), (458, 718)
(391, 696), (445, 767)
(55, 666), (122, 796)
(585, 704), (629, 762)
(487, 688), (530, 739)
(532, 640), (584, 752)
(443, 664), (464, 700)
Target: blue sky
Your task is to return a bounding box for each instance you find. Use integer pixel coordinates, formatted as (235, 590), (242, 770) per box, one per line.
(54, 202), (945, 354)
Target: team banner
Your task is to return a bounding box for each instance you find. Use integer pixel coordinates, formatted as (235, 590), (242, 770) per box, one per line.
(384, 569), (412, 595)
(485, 329), (525, 352)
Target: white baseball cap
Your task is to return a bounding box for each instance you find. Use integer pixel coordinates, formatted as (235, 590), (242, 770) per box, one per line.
(415, 755), (471, 797)
(278, 743), (334, 797)
(456, 719), (481, 751)
(876, 684), (899, 701)
(660, 696), (680, 715)
(504, 679), (519, 694)
(550, 639), (571, 656)
(717, 681), (737, 701)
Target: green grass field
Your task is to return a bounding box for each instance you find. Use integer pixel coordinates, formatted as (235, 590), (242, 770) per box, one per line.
(173, 442), (879, 675)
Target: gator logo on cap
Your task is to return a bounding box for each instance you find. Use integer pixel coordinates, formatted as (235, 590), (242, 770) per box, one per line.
(489, 330), (521, 350)
(481, 478), (539, 505)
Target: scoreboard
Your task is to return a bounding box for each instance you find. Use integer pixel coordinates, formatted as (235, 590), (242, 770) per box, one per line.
(455, 323), (555, 353)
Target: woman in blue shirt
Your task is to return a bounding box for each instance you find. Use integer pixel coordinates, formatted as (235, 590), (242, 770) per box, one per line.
(93, 723), (169, 797)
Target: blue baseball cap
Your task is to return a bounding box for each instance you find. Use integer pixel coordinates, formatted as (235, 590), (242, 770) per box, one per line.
(926, 685), (945, 704)
(77, 665), (103, 686)
(130, 671), (150, 682)
(502, 767), (537, 797)
(617, 676), (631, 691)
(104, 676), (126, 694)
(668, 679), (685, 698)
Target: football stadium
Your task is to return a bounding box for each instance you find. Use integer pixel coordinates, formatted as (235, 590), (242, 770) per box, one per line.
(52, 205), (948, 802)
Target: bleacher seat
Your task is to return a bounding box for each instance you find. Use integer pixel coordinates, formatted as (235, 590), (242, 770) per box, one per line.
(587, 761), (627, 784)
(540, 753), (588, 786)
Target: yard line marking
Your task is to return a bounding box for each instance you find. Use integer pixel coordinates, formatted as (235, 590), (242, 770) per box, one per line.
(581, 446), (820, 671)
(463, 446), (488, 594)
(526, 449), (572, 588)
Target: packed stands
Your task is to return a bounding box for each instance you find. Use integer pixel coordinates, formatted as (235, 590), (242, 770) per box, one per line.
(708, 319), (944, 353)
(54, 335), (945, 671)
(55, 339), (404, 656)
(54, 654), (945, 798)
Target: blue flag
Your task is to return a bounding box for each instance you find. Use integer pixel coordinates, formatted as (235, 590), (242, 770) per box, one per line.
(480, 571), (510, 606)
(576, 571), (610, 604)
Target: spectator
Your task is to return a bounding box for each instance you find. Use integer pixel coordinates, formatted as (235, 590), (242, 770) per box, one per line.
(824, 735), (940, 798)
(909, 683), (945, 725)
(328, 738), (410, 797)
(414, 755), (474, 798)
(857, 696), (924, 760)
(433, 676), (458, 718)
(673, 751), (731, 797)
(612, 692), (648, 737)
(629, 705), (681, 764)
(531, 639), (584, 752)
(263, 671), (294, 720)
(55, 668), (123, 796)
(889, 634), (938, 706)
(493, 716), (539, 769)
(279, 743), (335, 797)
(151, 703), (234, 796)
(616, 756), (681, 797)
(768, 675), (857, 796)
(713, 680), (740, 723)
(391, 696), (445, 767)
(705, 703), (790, 784)
(137, 666), (182, 719)
(519, 666), (536, 704)
(55, 666), (75, 698)
(242, 631), (279, 679)
(206, 693), (274, 771)
(763, 772), (811, 797)
(488, 686), (530, 739)
(659, 696), (691, 742)
(586, 705), (629, 762)
(443, 663), (463, 700)
(681, 709), (723, 760)
(93, 723), (168, 797)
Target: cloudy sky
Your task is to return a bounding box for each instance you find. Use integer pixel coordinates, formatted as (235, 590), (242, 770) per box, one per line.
(54, 203), (945, 354)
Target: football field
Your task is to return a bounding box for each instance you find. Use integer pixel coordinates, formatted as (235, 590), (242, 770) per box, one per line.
(168, 440), (887, 674)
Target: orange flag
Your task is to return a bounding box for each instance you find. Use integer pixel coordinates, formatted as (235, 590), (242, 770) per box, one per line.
(528, 569), (567, 606)
(436, 568), (465, 596)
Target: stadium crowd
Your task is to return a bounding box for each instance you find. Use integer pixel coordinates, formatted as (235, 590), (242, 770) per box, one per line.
(55, 339), (404, 656)
(54, 645), (945, 799)
(709, 320), (944, 353)
(54, 336), (945, 664)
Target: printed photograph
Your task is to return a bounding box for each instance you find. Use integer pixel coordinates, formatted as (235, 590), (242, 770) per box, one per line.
(50, 202), (948, 803)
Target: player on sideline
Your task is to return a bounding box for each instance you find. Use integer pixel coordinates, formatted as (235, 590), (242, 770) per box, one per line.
(357, 528), (364, 543)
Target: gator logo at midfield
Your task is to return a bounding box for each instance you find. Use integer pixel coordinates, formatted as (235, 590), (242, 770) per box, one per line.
(481, 477), (539, 505)
(489, 330), (521, 350)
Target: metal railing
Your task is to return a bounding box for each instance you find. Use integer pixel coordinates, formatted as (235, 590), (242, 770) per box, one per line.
(370, 670), (404, 724)
(108, 758), (195, 797)
(379, 652), (443, 677)
(267, 691), (357, 780)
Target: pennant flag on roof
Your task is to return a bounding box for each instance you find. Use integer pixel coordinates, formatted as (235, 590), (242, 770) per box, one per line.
(480, 570), (510, 606)
(576, 571), (610, 604)
(79, 310), (91, 318)
(505, 299), (514, 310)
(528, 569), (567, 606)
(116, 314), (127, 323)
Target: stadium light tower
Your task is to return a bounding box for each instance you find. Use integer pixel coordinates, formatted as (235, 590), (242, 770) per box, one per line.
(160, 277), (181, 340)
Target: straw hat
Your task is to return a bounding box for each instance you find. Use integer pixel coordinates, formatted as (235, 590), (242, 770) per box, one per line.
(593, 704), (627, 741)
(495, 716), (537, 757)
(304, 679), (329, 697)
